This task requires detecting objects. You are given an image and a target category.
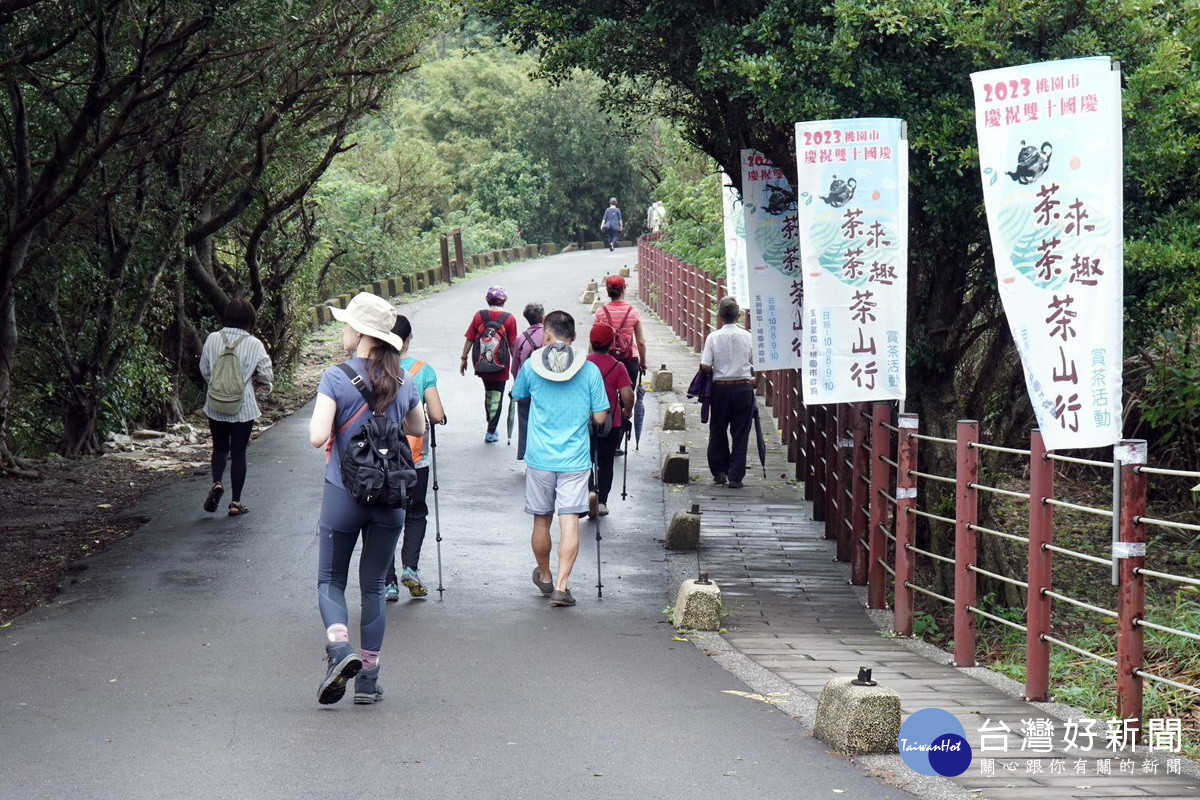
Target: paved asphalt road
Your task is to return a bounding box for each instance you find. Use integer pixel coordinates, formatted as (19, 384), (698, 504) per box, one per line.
(0, 249), (915, 800)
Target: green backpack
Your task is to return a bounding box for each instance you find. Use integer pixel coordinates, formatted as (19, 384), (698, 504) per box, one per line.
(207, 333), (246, 415)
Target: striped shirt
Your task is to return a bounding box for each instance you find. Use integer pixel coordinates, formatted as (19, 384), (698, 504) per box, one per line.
(199, 326), (274, 422)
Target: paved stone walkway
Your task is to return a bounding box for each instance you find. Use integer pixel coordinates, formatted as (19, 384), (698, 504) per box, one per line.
(626, 260), (1200, 800)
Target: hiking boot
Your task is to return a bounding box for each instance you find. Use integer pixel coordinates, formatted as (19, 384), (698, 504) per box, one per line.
(587, 491), (599, 519)
(549, 588), (576, 607)
(385, 582), (400, 602)
(400, 567), (428, 598)
(484, 431), (499, 443)
(597, 503), (609, 516)
(714, 472), (727, 485)
(532, 567), (554, 596)
(727, 480), (744, 489)
(353, 666), (383, 705)
(318, 642), (362, 705)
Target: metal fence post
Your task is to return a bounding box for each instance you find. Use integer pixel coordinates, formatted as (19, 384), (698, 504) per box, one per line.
(810, 404), (825, 515)
(867, 402), (892, 609)
(1116, 439), (1148, 730)
(835, 403), (854, 562)
(851, 403), (871, 585)
(893, 412), (919, 636)
(1025, 428), (1053, 702)
(954, 419), (980, 668)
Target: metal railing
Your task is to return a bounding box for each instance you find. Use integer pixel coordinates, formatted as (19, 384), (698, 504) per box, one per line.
(640, 238), (1200, 734)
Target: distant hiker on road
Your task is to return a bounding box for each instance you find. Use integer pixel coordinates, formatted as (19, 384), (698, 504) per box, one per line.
(199, 297), (274, 517)
(600, 197), (623, 251)
(596, 275), (647, 389)
(586, 323), (634, 517)
(308, 292), (425, 705)
(647, 199), (666, 234)
(510, 302), (545, 461)
(384, 314), (446, 602)
(511, 310), (608, 607)
(459, 286), (518, 443)
(699, 296), (756, 489)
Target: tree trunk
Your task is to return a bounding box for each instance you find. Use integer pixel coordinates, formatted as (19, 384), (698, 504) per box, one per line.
(58, 390), (102, 457)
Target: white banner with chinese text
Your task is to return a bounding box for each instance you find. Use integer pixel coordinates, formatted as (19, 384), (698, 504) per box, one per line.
(740, 150), (804, 369)
(794, 118), (908, 404)
(722, 173), (750, 304)
(972, 57), (1123, 450)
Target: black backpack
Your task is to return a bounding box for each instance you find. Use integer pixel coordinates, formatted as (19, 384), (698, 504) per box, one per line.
(336, 364), (417, 508)
(471, 311), (512, 374)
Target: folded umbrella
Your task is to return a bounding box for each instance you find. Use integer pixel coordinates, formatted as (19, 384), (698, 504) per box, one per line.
(752, 403), (767, 478)
(633, 383), (646, 450)
(506, 390), (516, 445)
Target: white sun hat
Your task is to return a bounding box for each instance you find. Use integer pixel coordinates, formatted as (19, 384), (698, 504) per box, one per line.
(330, 293), (403, 351)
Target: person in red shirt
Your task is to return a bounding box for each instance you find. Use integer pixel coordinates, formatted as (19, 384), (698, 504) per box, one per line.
(459, 286), (519, 443)
(595, 275), (647, 387)
(586, 323), (634, 516)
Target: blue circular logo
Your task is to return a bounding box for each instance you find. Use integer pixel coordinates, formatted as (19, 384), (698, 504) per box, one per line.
(898, 708), (973, 776)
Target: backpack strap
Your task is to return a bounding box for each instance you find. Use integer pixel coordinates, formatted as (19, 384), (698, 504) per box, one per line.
(408, 360), (426, 380)
(619, 306), (634, 329)
(337, 362), (374, 410)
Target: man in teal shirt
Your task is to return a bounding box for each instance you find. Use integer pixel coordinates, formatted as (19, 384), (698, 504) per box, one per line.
(511, 310), (609, 607)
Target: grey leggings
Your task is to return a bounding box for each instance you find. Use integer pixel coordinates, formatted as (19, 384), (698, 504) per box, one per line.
(317, 481), (405, 652)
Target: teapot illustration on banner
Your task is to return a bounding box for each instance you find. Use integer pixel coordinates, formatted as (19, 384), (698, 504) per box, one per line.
(1005, 140), (1053, 185)
(820, 176), (857, 208)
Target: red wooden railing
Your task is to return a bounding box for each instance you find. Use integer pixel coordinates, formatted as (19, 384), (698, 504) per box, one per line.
(639, 236), (1200, 733)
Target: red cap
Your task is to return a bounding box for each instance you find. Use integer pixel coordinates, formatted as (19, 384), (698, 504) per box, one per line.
(605, 275), (627, 292)
(590, 323), (616, 348)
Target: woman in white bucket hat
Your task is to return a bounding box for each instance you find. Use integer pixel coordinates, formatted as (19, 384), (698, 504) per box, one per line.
(307, 292), (425, 706)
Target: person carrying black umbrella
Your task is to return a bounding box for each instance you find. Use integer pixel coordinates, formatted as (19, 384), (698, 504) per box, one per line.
(699, 296), (757, 488)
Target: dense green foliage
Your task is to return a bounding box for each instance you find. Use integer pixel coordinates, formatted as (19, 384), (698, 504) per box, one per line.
(482, 0), (1200, 460)
(310, 38), (651, 301)
(0, 0), (434, 458)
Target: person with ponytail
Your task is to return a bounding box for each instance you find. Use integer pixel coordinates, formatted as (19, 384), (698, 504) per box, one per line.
(308, 293), (425, 706)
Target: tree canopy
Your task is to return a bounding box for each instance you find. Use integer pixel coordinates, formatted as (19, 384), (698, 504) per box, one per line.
(481, 0), (1200, 453)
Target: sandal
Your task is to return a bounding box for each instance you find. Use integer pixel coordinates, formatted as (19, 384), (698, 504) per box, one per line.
(227, 501), (249, 516)
(203, 483), (224, 513)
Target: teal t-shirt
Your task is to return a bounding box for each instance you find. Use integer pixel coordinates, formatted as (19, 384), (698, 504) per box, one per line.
(401, 355), (437, 469)
(512, 360), (608, 473)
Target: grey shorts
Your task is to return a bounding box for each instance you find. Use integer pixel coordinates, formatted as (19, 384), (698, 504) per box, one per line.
(524, 467), (590, 516)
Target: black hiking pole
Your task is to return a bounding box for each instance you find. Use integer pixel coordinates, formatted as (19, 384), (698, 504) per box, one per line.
(620, 425), (630, 501)
(590, 432), (604, 600)
(430, 419), (444, 597)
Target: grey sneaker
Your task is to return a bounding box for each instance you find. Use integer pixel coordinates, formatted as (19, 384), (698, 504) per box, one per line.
(532, 567), (554, 597)
(318, 642), (362, 705)
(549, 588), (575, 607)
(353, 666), (383, 705)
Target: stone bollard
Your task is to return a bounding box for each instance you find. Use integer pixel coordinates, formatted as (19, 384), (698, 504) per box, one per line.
(673, 572), (722, 630)
(619, 266), (631, 277)
(580, 289), (595, 304)
(662, 404), (686, 431)
(661, 445), (689, 484)
(813, 670), (901, 755)
(586, 280), (598, 292)
(665, 503), (701, 550)
(590, 298), (605, 315)
(651, 364), (673, 392)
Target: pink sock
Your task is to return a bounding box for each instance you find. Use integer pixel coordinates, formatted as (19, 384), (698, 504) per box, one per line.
(326, 624), (349, 643)
(361, 650), (380, 670)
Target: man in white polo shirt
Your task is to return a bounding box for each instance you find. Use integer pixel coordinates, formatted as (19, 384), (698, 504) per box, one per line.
(699, 296), (756, 488)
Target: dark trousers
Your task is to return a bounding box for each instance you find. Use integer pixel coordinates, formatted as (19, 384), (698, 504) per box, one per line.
(208, 418), (254, 501)
(317, 481), (404, 652)
(516, 398), (530, 459)
(590, 426), (624, 504)
(706, 384), (755, 482)
(387, 465), (431, 581)
(482, 378), (505, 434)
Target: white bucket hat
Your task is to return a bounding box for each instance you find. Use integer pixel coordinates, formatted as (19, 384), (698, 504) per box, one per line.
(528, 343), (589, 382)
(330, 293), (403, 352)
